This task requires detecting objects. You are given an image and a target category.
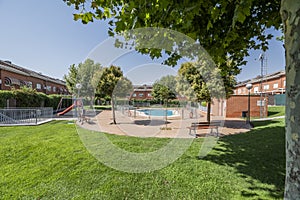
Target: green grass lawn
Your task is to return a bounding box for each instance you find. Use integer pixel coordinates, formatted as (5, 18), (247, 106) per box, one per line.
(0, 119), (285, 199)
(268, 106), (285, 118)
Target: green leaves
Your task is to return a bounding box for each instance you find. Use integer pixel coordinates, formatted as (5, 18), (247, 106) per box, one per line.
(64, 59), (103, 98)
(152, 83), (176, 103)
(73, 12), (94, 24)
(232, 0), (253, 27)
(95, 65), (131, 98)
(64, 0), (281, 94)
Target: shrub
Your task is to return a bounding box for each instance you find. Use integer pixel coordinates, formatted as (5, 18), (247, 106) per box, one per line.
(0, 88), (69, 109)
(12, 88), (47, 107)
(0, 91), (14, 108)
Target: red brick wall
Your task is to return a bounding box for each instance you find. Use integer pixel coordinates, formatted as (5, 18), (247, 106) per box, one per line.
(226, 95), (268, 118)
(0, 69), (67, 95)
(234, 74), (286, 95)
(130, 91), (152, 100)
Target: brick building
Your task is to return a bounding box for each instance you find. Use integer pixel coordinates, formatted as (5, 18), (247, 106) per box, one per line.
(0, 60), (68, 95)
(129, 84), (153, 100)
(212, 95), (268, 118)
(234, 70), (286, 95)
(210, 70), (287, 118)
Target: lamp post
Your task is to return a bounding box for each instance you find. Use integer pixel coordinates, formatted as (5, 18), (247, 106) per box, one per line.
(75, 83), (82, 98)
(246, 83), (253, 124)
(75, 83), (82, 118)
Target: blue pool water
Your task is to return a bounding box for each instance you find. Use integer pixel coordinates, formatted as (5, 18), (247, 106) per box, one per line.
(138, 109), (174, 116)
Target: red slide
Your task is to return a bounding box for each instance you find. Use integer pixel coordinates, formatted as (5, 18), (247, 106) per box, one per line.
(57, 104), (75, 116)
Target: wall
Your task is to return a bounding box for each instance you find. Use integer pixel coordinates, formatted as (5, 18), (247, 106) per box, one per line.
(0, 69), (68, 95)
(130, 91), (152, 100)
(234, 73), (286, 95)
(211, 99), (226, 117)
(225, 95), (268, 118)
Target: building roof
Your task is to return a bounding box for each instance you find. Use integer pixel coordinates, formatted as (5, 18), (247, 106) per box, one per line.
(235, 70), (285, 87)
(133, 84), (153, 91)
(0, 60), (66, 86)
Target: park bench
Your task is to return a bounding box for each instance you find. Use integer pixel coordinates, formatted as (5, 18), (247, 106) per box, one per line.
(188, 121), (220, 137)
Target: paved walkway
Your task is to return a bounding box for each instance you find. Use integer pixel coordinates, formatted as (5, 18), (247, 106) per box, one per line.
(76, 110), (251, 138)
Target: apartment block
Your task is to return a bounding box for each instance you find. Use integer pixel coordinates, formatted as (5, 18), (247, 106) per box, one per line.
(234, 70), (286, 95)
(0, 60), (68, 95)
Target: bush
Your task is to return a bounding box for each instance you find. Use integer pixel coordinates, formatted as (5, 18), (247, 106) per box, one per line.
(0, 88), (70, 109)
(46, 94), (70, 109)
(201, 101), (207, 107)
(12, 88), (47, 107)
(0, 91), (14, 108)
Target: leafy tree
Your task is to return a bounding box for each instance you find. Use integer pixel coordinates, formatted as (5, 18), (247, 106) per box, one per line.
(152, 80), (176, 128)
(64, 0), (300, 197)
(177, 60), (235, 122)
(63, 0), (280, 71)
(155, 75), (177, 94)
(95, 65), (132, 124)
(77, 59), (102, 101)
(114, 76), (133, 99)
(152, 82), (176, 105)
(177, 62), (222, 122)
(63, 64), (78, 94)
(64, 59), (102, 100)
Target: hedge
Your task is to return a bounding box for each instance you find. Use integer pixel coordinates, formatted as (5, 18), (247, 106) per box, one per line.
(0, 89), (71, 109)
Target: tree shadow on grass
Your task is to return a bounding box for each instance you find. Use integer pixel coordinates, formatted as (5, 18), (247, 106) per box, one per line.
(252, 120), (280, 128)
(268, 111), (280, 117)
(134, 119), (171, 126)
(203, 125), (285, 199)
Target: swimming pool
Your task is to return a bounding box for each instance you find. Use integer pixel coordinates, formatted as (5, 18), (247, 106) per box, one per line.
(138, 109), (176, 117)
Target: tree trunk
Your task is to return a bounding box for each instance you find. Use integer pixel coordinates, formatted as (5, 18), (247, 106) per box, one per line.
(281, 1), (300, 199)
(207, 102), (211, 123)
(165, 99), (168, 128)
(111, 96), (116, 124)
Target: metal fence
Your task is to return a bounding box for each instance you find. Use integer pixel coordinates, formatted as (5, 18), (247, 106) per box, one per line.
(0, 107), (53, 125)
(274, 94), (286, 106)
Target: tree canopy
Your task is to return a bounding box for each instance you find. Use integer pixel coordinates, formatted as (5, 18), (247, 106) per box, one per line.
(155, 75), (177, 94)
(64, 59), (102, 98)
(64, 0), (281, 71)
(152, 82), (176, 104)
(95, 65), (132, 124)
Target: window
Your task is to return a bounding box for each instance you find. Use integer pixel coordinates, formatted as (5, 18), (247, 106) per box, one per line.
(147, 93), (152, 97)
(20, 80), (26, 87)
(132, 93), (137, 97)
(36, 83), (42, 89)
(139, 93), (144, 97)
(27, 81), (32, 88)
(53, 86), (56, 92)
(254, 87), (259, 93)
(4, 77), (11, 86)
(263, 84), (269, 90)
(273, 83), (278, 89)
(237, 89), (241, 94)
(47, 86), (51, 91)
(284, 80), (286, 87)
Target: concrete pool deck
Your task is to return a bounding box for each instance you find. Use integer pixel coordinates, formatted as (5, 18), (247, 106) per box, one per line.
(77, 110), (251, 138)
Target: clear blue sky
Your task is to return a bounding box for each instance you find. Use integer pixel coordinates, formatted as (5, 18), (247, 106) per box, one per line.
(0, 0), (285, 84)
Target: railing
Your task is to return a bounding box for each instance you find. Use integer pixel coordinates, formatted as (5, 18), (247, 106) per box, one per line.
(0, 107), (53, 125)
(198, 105), (208, 112)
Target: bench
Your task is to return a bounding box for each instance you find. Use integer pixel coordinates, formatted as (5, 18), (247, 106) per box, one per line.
(188, 122), (220, 137)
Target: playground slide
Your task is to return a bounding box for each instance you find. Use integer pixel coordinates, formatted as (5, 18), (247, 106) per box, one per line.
(57, 104), (75, 116)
